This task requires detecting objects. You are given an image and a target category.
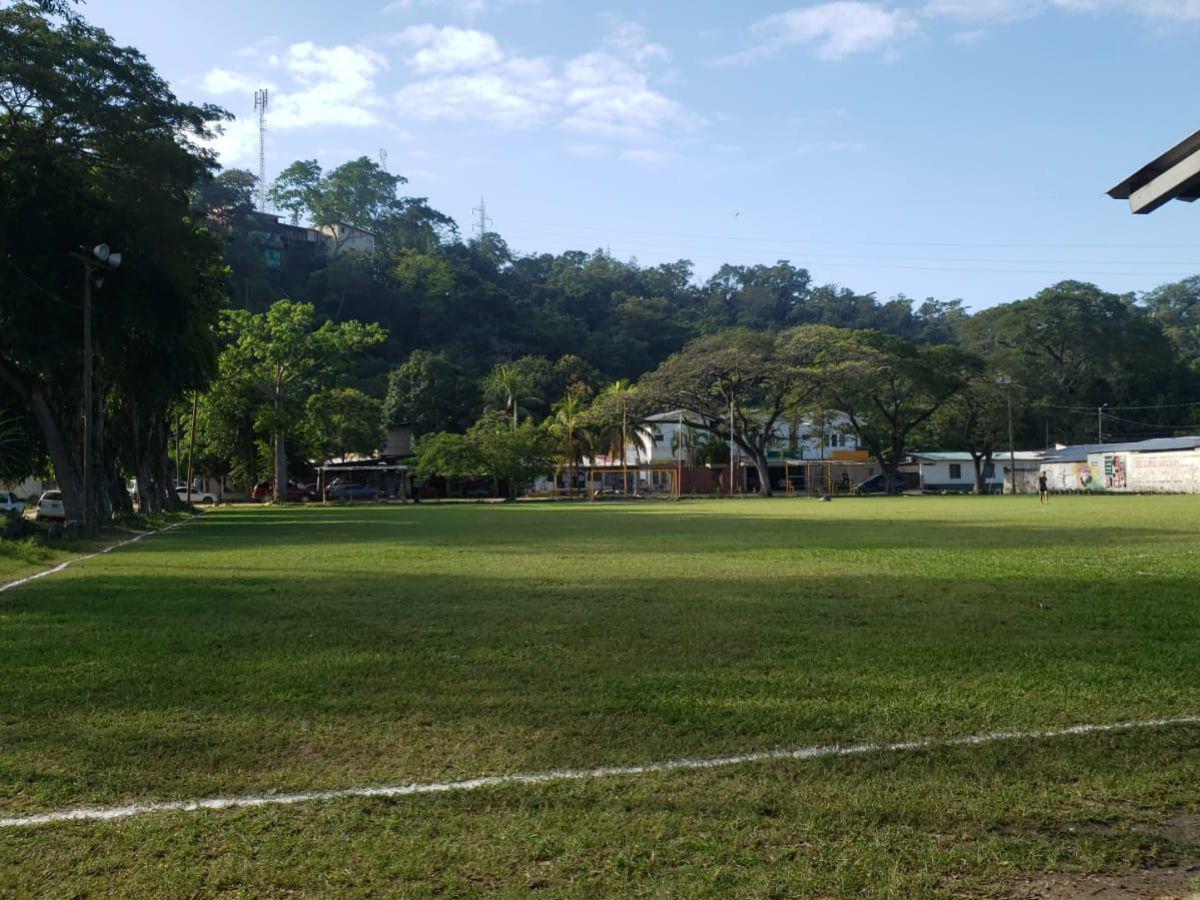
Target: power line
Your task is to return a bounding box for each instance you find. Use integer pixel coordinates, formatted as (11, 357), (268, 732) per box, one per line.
(500, 216), (1200, 251)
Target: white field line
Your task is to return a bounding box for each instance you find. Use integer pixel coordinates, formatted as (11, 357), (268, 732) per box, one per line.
(3, 715), (1198, 830)
(0, 518), (194, 596)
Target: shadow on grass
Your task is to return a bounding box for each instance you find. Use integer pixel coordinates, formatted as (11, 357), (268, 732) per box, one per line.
(124, 506), (1190, 555)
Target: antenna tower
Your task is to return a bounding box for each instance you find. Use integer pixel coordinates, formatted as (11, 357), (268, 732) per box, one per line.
(472, 196), (493, 238)
(253, 88), (269, 210)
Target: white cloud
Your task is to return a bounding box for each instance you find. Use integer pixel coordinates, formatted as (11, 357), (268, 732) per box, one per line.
(620, 148), (680, 166)
(199, 42), (386, 165)
(923, 0), (1200, 22)
(393, 25), (504, 73)
(201, 68), (266, 96)
(394, 57), (558, 127)
(392, 22), (699, 143)
(383, 0), (531, 17)
(720, 2), (917, 64)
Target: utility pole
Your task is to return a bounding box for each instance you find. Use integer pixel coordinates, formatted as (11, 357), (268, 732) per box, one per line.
(621, 392), (628, 495)
(185, 391), (199, 504)
(254, 89), (269, 210)
(676, 408), (684, 499)
(82, 265), (92, 530)
(995, 375), (1016, 495)
(75, 244), (121, 532)
(729, 396), (735, 498)
(378, 148), (389, 172)
(1097, 404), (1107, 444)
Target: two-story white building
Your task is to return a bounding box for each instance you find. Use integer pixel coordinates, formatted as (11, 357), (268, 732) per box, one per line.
(570, 409), (875, 496)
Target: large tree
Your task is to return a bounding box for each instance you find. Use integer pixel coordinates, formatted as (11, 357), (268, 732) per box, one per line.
(638, 327), (827, 496)
(0, 3), (227, 526)
(813, 327), (981, 490)
(919, 374), (1016, 493)
(960, 282), (1191, 444)
(215, 301), (385, 502)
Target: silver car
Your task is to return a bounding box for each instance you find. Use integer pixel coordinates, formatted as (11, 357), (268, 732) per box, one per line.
(35, 490), (65, 521)
(0, 490), (25, 516)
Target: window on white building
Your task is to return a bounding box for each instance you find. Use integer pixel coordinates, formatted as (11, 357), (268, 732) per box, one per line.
(949, 463), (962, 479)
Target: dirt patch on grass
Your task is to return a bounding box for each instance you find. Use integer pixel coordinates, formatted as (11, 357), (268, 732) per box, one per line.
(1013, 865), (1200, 899)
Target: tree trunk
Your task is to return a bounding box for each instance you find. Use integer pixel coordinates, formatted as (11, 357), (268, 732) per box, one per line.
(272, 384), (287, 504)
(0, 360), (87, 522)
(971, 454), (984, 495)
(750, 451), (773, 497)
(274, 428), (287, 504)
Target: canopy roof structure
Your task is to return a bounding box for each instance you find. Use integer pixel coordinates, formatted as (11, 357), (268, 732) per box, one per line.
(1108, 127), (1200, 214)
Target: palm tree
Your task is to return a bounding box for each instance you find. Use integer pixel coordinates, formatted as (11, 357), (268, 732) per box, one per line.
(591, 380), (652, 494)
(483, 363), (539, 429)
(550, 393), (589, 498)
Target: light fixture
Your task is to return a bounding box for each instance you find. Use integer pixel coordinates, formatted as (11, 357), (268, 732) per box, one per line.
(92, 243), (110, 263)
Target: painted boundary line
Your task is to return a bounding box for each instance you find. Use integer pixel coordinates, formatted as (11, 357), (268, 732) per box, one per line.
(3, 715), (1198, 829)
(0, 517), (195, 597)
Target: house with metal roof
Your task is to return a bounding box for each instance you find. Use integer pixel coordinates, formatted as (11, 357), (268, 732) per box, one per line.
(905, 451), (1044, 494)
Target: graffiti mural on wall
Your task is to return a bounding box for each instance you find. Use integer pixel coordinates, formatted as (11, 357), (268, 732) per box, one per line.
(1103, 453), (1127, 490)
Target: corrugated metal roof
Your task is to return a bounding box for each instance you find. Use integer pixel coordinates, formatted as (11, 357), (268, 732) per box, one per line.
(1108, 127), (1200, 213)
(1042, 436), (1200, 463)
(909, 451), (1043, 462)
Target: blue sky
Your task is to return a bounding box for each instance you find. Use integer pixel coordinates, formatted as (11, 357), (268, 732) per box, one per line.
(87, 0), (1200, 309)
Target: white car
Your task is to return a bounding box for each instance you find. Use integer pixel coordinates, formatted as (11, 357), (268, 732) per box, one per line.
(176, 485), (217, 504)
(0, 491), (25, 516)
(35, 490), (65, 521)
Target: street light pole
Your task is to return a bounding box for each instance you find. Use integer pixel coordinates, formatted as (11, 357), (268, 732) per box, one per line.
(75, 244), (122, 532)
(996, 375), (1016, 495)
(82, 265), (93, 531)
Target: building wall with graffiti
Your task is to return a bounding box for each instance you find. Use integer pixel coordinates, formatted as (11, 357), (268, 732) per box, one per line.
(1042, 450), (1200, 493)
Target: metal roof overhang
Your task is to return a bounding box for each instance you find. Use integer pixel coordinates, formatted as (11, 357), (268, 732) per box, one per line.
(1108, 128), (1200, 214)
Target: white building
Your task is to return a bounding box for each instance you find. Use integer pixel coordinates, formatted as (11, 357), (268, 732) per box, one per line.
(906, 451), (1044, 493)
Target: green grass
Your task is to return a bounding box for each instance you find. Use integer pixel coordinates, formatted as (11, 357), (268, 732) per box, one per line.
(2, 497), (1199, 896)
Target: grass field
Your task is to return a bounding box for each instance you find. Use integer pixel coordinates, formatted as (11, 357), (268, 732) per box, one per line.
(2, 496), (1199, 896)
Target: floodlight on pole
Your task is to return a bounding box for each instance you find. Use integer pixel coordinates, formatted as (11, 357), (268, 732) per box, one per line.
(76, 243), (124, 532)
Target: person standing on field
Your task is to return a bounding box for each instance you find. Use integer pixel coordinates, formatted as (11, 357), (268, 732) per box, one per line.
(1038, 472), (1050, 505)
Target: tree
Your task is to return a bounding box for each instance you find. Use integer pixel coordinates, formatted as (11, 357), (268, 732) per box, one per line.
(305, 388), (384, 463)
(467, 412), (555, 499)
(266, 159), (321, 225)
(411, 432), (480, 487)
(268, 157), (407, 228)
(548, 392), (588, 497)
(384, 350), (476, 436)
(638, 327), (827, 496)
(960, 282), (1191, 444)
(0, 3), (228, 526)
(216, 301), (385, 502)
(919, 375), (1014, 493)
(814, 327), (981, 490)
(483, 362), (540, 429)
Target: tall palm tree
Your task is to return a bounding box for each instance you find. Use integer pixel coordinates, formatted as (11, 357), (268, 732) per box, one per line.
(592, 380), (652, 494)
(550, 393), (589, 498)
(482, 363), (539, 429)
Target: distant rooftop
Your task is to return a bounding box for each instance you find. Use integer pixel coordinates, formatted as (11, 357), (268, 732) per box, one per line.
(1042, 436), (1200, 463)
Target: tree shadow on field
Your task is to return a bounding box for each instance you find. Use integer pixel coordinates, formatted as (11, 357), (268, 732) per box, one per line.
(133, 510), (1187, 556)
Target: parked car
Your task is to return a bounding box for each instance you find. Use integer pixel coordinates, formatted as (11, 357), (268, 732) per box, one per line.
(251, 481), (314, 503)
(35, 490), (65, 521)
(0, 490), (25, 516)
(175, 484), (217, 504)
(326, 482), (381, 502)
(855, 473), (910, 495)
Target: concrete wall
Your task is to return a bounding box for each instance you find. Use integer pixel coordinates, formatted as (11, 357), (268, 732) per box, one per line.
(1042, 450), (1200, 493)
